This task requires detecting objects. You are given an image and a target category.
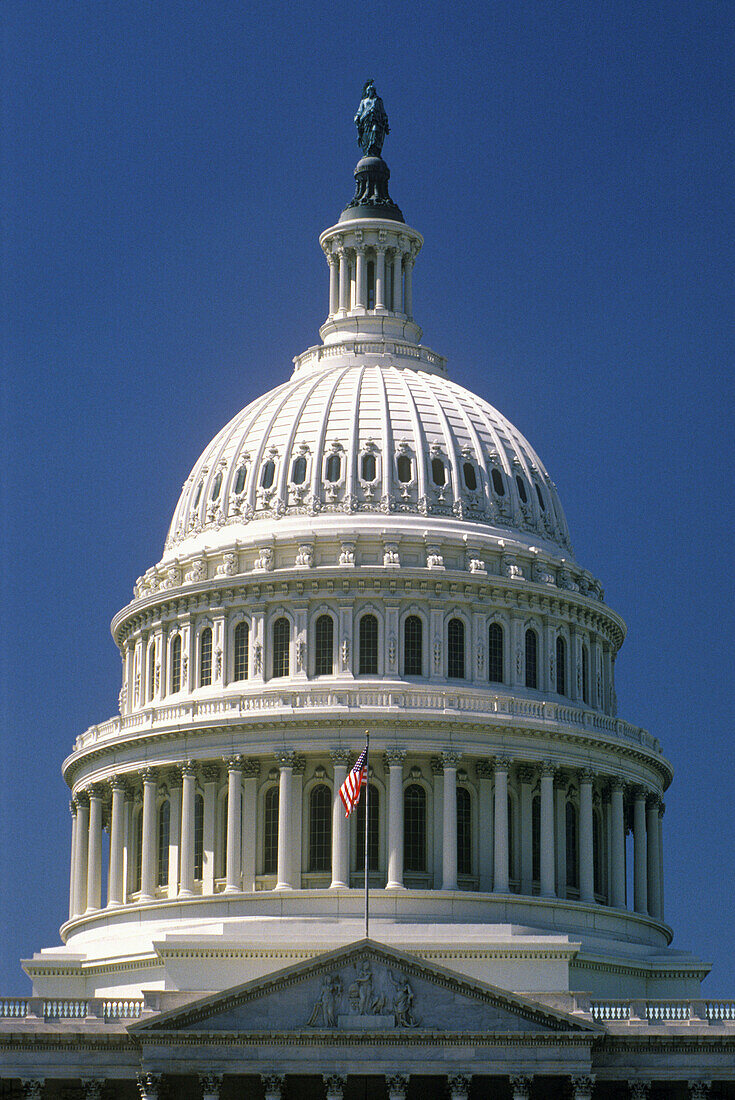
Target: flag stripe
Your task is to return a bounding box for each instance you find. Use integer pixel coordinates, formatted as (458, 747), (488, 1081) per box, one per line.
(338, 745), (368, 817)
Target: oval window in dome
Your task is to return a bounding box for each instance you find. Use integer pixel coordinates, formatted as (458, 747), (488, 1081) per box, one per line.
(535, 482), (546, 511)
(463, 462), (477, 491)
(491, 468), (505, 496)
(516, 475), (528, 504)
(431, 458), (445, 486)
(234, 465), (247, 494)
(361, 453), (376, 481)
(291, 455), (307, 485)
(397, 455), (412, 483)
(261, 460), (275, 489)
(211, 471), (222, 500)
(326, 453), (341, 483)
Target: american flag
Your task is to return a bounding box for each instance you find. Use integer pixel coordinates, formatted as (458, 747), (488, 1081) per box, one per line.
(339, 744), (368, 817)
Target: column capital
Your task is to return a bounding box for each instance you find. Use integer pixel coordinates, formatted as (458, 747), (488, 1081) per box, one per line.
(609, 775), (626, 793)
(136, 1074), (161, 1100)
(180, 759), (198, 777)
(75, 790), (90, 807)
(225, 754), (244, 772)
(579, 767), (595, 785)
(476, 760), (494, 780)
(631, 784), (648, 802)
(69, 799), (78, 816)
(88, 782), (106, 801)
(326, 252), (338, 267)
(242, 757), (261, 778)
(540, 760), (557, 778)
(198, 1074), (223, 1095)
(20, 1082), (45, 1100)
(141, 766), (158, 784)
(440, 750), (462, 769)
(494, 754), (513, 772)
(659, 800), (666, 818)
(509, 1076), (532, 1100)
(688, 1082), (711, 1100)
(386, 1074), (410, 1100)
(108, 774), (129, 794)
(276, 750), (297, 769)
(646, 791), (661, 810)
(570, 1076), (595, 1100)
(447, 1075), (471, 1100)
(202, 763), (221, 783)
(81, 1082), (104, 1100)
(330, 748), (353, 766)
(518, 764), (535, 784)
(323, 1075), (347, 1100)
(384, 748), (407, 767)
(628, 1083), (651, 1100)
(261, 1075), (286, 1100)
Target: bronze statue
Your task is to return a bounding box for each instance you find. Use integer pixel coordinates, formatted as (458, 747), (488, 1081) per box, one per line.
(354, 80), (390, 158)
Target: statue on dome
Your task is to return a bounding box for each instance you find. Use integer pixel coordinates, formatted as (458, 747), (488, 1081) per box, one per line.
(354, 80), (390, 158)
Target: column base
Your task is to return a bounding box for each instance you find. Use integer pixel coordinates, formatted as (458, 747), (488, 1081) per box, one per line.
(178, 888), (194, 898)
(274, 883), (294, 891)
(223, 885), (241, 895)
(385, 882), (406, 891)
(329, 881), (349, 890)
(105, 900), (123, 909)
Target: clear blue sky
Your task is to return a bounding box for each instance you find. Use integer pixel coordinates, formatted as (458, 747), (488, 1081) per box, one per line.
(1, 2), (733, 995)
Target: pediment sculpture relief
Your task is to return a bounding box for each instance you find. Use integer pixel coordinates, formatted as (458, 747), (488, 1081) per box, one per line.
(307, 961), (419, 1029)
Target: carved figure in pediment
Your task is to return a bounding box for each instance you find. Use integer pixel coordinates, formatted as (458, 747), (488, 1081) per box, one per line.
(307, 973), (343, 1027)
(390, 970), (419, 1027)
(349, 960), (385, 1015)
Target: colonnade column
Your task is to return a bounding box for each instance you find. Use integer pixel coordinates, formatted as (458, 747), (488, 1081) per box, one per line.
(178, 761), (196, 897)
(375, 247), (386, 309)
(241, 759), (260, 892)
(85, 785), (103, 913)
(167, 769), (181, 899)
(337, 249), (349, 314)
(658, 801), (665, 920)
(68, 801), (78, 919)
(539, 762), (556, 897)
(477, 761), (494, 891)
(225, 756), (243, 893)
(202, 765), (219, 894)
(139, 768), (158, 901)
(633, 786), (648, 914)
(610, 778), (626, 908)
(355, 244), (366, 309)
(392, 250), (403, 312)
(579, 769), (595, 903)
(646, 794), (662, 919)
(441, 751), (461, 891)
(519, 767), (533, 894)
(403, 254), (414, 318)
(327, 254), (338, 316)
(385, 749), (406, 889)
(555, 774), (567, 898)
(275, 752), (295, 890)
(330, 750), (351, 889)
(107, 777), (127, 907)
(493, 757), (510, 892)
(72, 793), (89, 916)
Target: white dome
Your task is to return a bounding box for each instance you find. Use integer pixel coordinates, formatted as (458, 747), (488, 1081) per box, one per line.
(165, 355), (572, 559)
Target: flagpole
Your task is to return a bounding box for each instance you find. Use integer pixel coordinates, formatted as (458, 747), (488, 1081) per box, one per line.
(364, 730), (370, 939)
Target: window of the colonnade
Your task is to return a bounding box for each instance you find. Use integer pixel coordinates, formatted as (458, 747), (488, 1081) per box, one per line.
(171, 634), (182, 693)
(457, 786), (472, 875)
(367, 259), (375, 309)
(133, 808), (143, 893)
(532, 795), (541, 885)
(358, 614), (379, 675)
(157, 801), (170, 887)
(217, 792), (228, 880)
(582, 645), (590, 705)
(404, 784), (427, 874)
(525, 629), (538, 689)
(355, 784), (380, 872)
(488, 622), (503, 683)
(315, 615), (334, 676)
(566, 801), (579, 891)
(403, 615), (423, 676)
(273, 617), (290, 678)
(234, 621), (249, 681)
(556, 635), (567, 696)
(264, 786), (279, 874)
(194, 794), (204, 880)
(593, 807), (604, 897)
(447, 617), (465, 679)
(309, 784), (332, 872)
(508, 791), (516, 884)
(200, 628), (213, 687)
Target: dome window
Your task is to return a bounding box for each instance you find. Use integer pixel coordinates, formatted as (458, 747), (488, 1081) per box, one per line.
(308, 784), (332, 872)
(261, 460), (275, 489)
(157, 801), (170, 887)
(491, 468), (505, 496)
(525, 628), (538, 689)
(263, 787), (278, 874)
(211, 471), (222, 500)
(272, 617), (290, 679)
(403, 615), (423, 677)
(431, 458), (445, 486)
(234, 466), (247, 494)
(366, 259), (376, 309)
(193, 481), (203, 508)
(291, 455), (307, 485)
(404, 784), (427, 873)
(361, 453), (376, 481)
(199, 627), (213, 687)
(315, 614), (334, 676)
(535, 482), (546, 511)
(488, 622), (504, 683)
(358, 614), (379, 675)
(556, 635), (567, 696)
(397, 455), (412, 483)
(448, 617), (465, 679)
(516, 475), (528, 504)
(457, 787), (472, 876)
(234, 621), (249, 681)
(463, 462), (477, 491)
(326, 453), (341, 483)
(170, 634), (182, 694)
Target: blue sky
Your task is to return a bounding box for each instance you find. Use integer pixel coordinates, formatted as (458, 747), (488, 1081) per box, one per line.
(1, 2), (733, 994)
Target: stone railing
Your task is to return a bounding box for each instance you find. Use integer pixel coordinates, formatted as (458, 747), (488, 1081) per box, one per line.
(72, 686), (660, 756)
(292, 339), (447, 376)
(590, 1000), (735, 1023)
(0, 997), (144, 1021)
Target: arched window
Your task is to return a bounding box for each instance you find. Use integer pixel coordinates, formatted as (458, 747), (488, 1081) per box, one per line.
(133, 809), (143, 893)
(447, 618), (465, 679)
(157, 801), (170, 887)
(325, 453), (341, 483)
(532, 795), (540, 884)
(366, 258), (375, 309)
(404, 784), (426, 873)
(491, 468), (505, 496)
(565, 802), (579, 890)
(358, 615), (378, 675)
(193, 481), (203, 508)
(535, 482), (546, 511)
(309, 784), (332, 873)
(457, 787), (472, 876)
(355, 784), (380, 872)
(463, 462), (477, 491)
(291, 455), (307, 484)
(194, 793), (204, 880)
(488, 622), (503, 683)
(263, 787), (279, 874)
(582, 646), (590, 705)
(148, 643), (156, 701)
(211, 471), (222, 500)
(431, 457), (445, 486)
(234, 621), (249, 681)
(261, 460), (275, 489)
(397, 455), (412, 483)
(199, 628), (213, 687)
(556, 636), (566, 696)
(525, 629), (538, 689)
(361, 453), (376, 481)
(272, 617), (290, 678)
(403, 615), (423, 676)
(171, 634), (182, 694)
(234, 465), (247, 494)
(516, 475), (528, 504)
(315, 615), (334, 676)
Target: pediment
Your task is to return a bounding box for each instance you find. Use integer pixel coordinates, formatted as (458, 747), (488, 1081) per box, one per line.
(131, 938), (596, 1037)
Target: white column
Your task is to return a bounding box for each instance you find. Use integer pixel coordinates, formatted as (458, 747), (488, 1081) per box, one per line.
(85, 785), (103, 913)
(385, 749), (406, 889)
(403, 255), (414, 318)
(610, 778), (626, 908)
(241, 759), (259, 892)
(68, 801), (78, 920)
(539, 763), (556, 897)
(179, 761), (196, 896)
(338, 249), (349, 313)
(441, 751), (461, 891)
(493, 757), (510, 892)
(202, 765), (218, 894)
(355, 245), (366, 309)
(647, 795), (662, 919)
(139, 768), (158, 901)
(658, 801), (665, 920)
(108, 778), (126, 907)
(375, 247), (386, 309)
(330, 750), (351, 889)
(477, 761), (494, 891)
(225, 756), (243, 893)
(633, 786), (648, 914)
(579, 769), (595, 903)
(73, 795), (89, 916)
(392, 250), (403, 312)
(519, 766), (533, 894)
(275, 752), (295, 890)
(328, 254), (338, 316)
(555, 775), (567, 898)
